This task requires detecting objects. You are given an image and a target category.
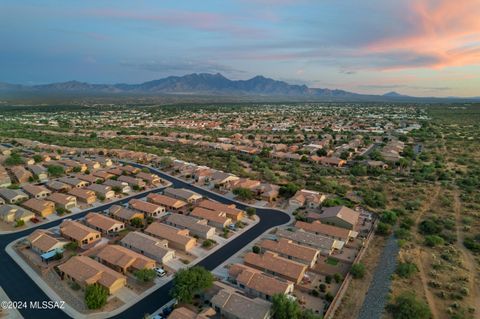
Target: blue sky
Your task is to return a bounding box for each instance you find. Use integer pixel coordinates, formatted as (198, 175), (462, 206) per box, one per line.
(1, 0), (479, 96)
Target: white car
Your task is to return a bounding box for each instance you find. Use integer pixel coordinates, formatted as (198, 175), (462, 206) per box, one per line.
(154, 267), (166, 277)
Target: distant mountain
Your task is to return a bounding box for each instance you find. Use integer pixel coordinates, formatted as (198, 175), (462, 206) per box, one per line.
(1, 73), (479, 102)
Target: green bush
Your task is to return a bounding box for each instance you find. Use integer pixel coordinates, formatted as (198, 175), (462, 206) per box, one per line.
(134, 268), (156, 282)
(396, 262), (418, 278)
(424, 235), (444, 247)
(387, 292), (431, 319)
(85, 284), (108, 309)
(376, 222), (392, 236)
(350, 263), (366, 279)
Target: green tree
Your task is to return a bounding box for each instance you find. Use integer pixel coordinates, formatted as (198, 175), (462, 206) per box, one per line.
(246, 207), (256, 217)
(85, 284), (108, 309)
(170, 266), (214, 304)
(252, 245), (260, 254)
(134, 268), (156, 283)
(396, 262), (418, 278)
(424, 235), (444, 247)
(5, 153), (24, 166)
(376, 222), (392, 236)
(130, 217), (143, 228)
(279, 183), (300, 198)
(350, 263), (366, 279)
(271, 294), (301, 319)
(316, 148), (327, 156)
(380, 210), (398, 225)
(387, 292), (431, 319)
(47, 165), (65, 177)
(233, 187), (254, 201)
(32, 154), (43, 163)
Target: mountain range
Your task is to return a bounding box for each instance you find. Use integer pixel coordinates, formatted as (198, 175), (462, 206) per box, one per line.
(0, 73), (478, 102)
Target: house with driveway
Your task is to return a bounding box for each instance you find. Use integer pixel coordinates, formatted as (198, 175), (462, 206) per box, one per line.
(120, 231), (175, 264)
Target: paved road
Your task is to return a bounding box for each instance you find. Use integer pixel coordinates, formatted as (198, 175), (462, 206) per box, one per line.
(357, 234), (399, 319)
(0, 164), (291, 319)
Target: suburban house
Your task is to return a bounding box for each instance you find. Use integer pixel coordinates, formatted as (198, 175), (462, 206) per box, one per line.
(58, 255), (126, 294)
(120, 231), (175, 264)
(46, 181), (71, 193)
(135, 171), (162, 186)
(197, 199), (244, 221)
(145, 222), (196, 252)
(87, 184), (115, 200)
(257, 183), (280, 202)
(107, 167), (123, 176)
(26, 164), (48, 181)
(76, 174), (102, 184)
(10, 166), (33, 184)
(192, 168), (214, 184)
(27, 229), (69, 254)
(210, 171), (239, 187)
(129, 199), (166, 218)
(164, 188), (203, 204)
(0, 188), (29, 204)
(22, 184), (51, 199)
(276, 229), (344, 255)
(319, 206), (360, 230)
(165, 214), (216, 239)
(103, 179), (131, 193)
(210, 283), (272, 319)
(225, 178), (261, 191)
(244, 251), (307, 284)
(259, 238), (320, 268)
(121, 165), (140, 175)
(96, 245), (156, 274)
(47, 193), (77, 210)
(58, 177), (89, 188)
(60, 220), (101, 246)
(0, 166), (12, 187)
(228, 263), (294, 301)
(85, 212), (125, 235)
(93, 170), (115, 180)
(0, 205), (34, 223)
(22, 198), (56, 218)
(295, 220), (357, 242)
(109, 205), (144, 223)
(146, 193), (187, 213)
(190, 207), (232, 229)
(288, 189), (326, 208)
(68, 188), (97, 204)
(117, 175), (146, 189)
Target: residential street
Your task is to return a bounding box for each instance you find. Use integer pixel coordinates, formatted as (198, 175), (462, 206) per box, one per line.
(0, 164), (291, 319)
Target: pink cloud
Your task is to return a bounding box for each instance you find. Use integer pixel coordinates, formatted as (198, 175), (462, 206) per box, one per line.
(365, 0), (480, 69)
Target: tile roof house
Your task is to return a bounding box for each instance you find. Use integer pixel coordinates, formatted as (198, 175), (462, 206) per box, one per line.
(121, 165), (140, 175)
(145, 222), (196, 252)
(135, 171), (162, 186)
(22, 198), (56, 218)
(96, 245), (156, 274)
(0, 205), (34, 223)
(46, 181), (71, 193)
(276, 229), (344, 255)
(129, 199), (166, 218)
(165, 214), (216, 239)
(164, 188), (203, 204)
(109, 205), (144, 223)
(27, 229), (69, 254)
(228, 263), (294, 301)
(243, 251), (307, 284)
(320, 206), (360, 230)
(117, 175), (146, 189)
(226, 178), (261, 191)
(295, 220), (357, 241)
(120, 231), (175, 264)
(93, 170), (115, 180)
(259, 238), (320, 268)
(76, 174), (102, 184)
(68, 188), (97, 204)
(0, 165), (12, 187)
(210, 171), (239, 186)
(47, 192), (77, 210)
(86, 184), (115, 200)
(58, 177), (89, 188)
(22, 184), (52, 199)
(60, 220), (101, 246)
(10, 166), (33, 184)
(210, 283), (271, 319)
(197, 199), (244, 222)
(147, 193), (187, 212)
(0, 188), (29, 204)
(288, 189), (326, 209)
(85, 212), (125, 235)
(191, 207), (232, 229)
(58, 255), (126, 294)
(256, 183), (280, 202)
(103, 179), (131, 193)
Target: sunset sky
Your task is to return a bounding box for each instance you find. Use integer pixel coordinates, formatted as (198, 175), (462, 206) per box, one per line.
(1, 0), (479, 97)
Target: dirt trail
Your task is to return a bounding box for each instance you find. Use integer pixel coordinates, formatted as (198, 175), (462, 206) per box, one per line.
(453, 191), (480, 311)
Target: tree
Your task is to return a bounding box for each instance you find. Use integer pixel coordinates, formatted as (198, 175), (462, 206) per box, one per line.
(246, 207), (256, 217)
(134, 268), (156, 283)
(376, 222), (392, 236)
(233, 187), (254, 201)
(170, 266), (214, 304)
(85, 284), (108, 309)
(252, 246), (260, 254)
(424, 235), (444, 247)
(32, 154), (43, 163)
(380, 210), (398, 225)
(271, 294), (301, 319)
(350, 263), (366, 279)
(5, 153), (24, 166)
(47, 165), (65, 177)
(387, 292), (431, 319)
(316, 148), (327, 156)
(89, 132), (98, 139)
(396, 262), (418, 278)
(279, 183), (300, 198)
(130, 217), (143, 228)
(159, 157), (173, 168)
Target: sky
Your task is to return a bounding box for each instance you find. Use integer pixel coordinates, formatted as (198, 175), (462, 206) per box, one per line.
(1, 0), (480, 97)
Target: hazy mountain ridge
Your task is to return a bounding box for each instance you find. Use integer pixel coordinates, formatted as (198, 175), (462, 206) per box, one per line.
(1, 73), (479, 102)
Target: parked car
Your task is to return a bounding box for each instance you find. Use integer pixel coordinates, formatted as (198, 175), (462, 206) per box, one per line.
(154, 267), (166, 277)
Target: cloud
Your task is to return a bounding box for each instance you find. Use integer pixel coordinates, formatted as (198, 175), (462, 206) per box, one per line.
(357, 84), (451, 92)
